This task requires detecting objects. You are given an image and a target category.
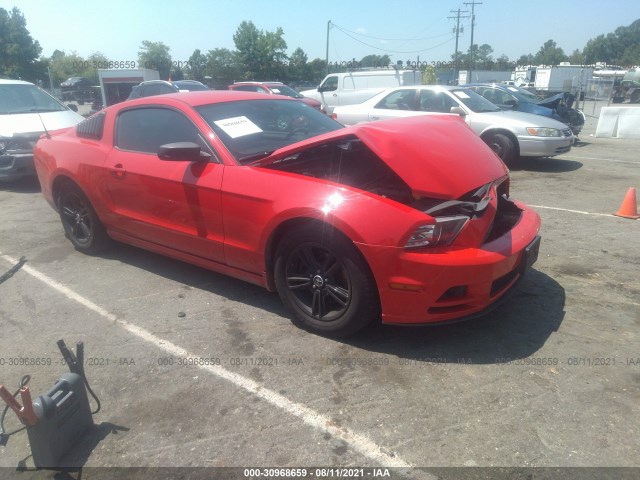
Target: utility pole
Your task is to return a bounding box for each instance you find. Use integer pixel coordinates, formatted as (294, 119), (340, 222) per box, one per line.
(325, 20), (331, 75)
(464, 1), (482, 83)
(448, 9), (469, 85)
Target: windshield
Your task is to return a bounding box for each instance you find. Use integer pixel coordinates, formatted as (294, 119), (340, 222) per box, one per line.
(450, 89), (502, 113)
(267, 84), (303, 98)
(503, 85), (540, 102)
(0, 84), (67, 114)
(196, 99), (343, 164)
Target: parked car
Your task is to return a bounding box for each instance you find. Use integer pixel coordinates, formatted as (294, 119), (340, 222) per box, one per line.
(0, 79), (84, 182)
(228, 81), (324, 112)
(128, 80), (209, 100)
(173, 80), (210, 92)
(332, 85), (574, 166)
(300, 70), (422, 114)
(466, 83), (585, 136)
(60, 76), (95, 105)
(34, 91), (541, 337)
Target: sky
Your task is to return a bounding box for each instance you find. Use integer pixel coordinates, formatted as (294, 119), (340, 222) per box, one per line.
(2, 0), (639, 67)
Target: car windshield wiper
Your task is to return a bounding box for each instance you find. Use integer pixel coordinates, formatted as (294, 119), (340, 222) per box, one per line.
(240, 150), (275, 165)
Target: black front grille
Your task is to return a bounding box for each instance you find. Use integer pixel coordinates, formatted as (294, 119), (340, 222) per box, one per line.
(483, 194), (522, 244)
(562, 128), (572, 137)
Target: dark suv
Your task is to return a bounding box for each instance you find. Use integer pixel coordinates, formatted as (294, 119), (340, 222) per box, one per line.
(128, 80), (209, 100)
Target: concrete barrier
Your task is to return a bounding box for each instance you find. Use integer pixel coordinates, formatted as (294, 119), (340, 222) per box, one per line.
(595, 106), (640, 138)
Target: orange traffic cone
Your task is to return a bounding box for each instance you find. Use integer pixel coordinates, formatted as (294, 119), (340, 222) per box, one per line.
(614, 187), (639, 219)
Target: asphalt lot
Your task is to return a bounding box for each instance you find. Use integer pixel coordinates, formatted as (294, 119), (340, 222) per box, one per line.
(0, 101), (639, 479)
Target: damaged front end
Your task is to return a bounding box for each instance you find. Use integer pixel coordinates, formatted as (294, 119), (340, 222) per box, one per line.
(538, 92), (585, 136)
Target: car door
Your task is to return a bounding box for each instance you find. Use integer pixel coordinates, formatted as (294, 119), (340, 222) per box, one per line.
(103, 106), (225, 263)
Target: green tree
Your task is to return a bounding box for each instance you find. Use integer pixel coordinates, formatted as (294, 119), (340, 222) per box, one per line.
(306, 58), (327, 83)
(583, 19), (640, 66)
(359, 54), (390, 68)
(138, 40), (172, 79)
(206, 47), (241, 88)
(186, 49), (208, 82)
(568, 49), (584, 65)
(0, 7), (42, 80)
(533, 39), (568, 66)
(48, 50), (86, 86)
(422, 64), (436, 84)
(517, 54), (535, 66)
(287, 47), (308, 83)
(233, 21), (288, 80)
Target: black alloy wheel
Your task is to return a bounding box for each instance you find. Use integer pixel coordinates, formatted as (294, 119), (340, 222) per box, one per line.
(58, 184), (110, 254)
(274, 226), (380, 337)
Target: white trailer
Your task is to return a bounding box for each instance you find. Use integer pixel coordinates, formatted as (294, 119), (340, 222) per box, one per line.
(97, 69), (160, 107)
(533, 64), (594, 94)
(459, 70), (511, 85)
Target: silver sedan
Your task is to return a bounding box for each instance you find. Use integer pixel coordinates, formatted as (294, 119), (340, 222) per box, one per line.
(332, 85), (574, 166)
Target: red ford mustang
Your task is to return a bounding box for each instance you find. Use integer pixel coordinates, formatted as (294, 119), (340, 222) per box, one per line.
(34, 91), (541, 337)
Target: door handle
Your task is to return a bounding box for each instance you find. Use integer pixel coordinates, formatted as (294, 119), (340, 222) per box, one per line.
(109, 163), (126, 178)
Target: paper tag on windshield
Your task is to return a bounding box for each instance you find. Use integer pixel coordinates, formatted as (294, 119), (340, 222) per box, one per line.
(214, 116), (262, 138)
(453, 91), (470, 99)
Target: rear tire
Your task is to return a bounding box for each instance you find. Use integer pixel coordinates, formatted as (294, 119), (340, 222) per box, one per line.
(485, 132), (517, 167)
(274, 225), (380, 337)
(58, 184), (111, 254)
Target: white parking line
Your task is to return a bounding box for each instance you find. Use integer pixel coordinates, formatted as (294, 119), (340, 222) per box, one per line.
(529, 205), (616, 218)
(0, 253), (414, 469)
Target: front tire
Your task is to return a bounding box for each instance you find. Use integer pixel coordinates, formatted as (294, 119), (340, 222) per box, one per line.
(274, 226), (380, 337)
(58, 184), (111, 254)
(485, 132), (517, 166)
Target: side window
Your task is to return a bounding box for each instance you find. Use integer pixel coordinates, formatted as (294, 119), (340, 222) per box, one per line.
(116, 108), (206, 155)
(419, 91), (455, 113)
(320, 76), (338, 92)
(375, 90), (416, 110)
(256, 86), (269, 93)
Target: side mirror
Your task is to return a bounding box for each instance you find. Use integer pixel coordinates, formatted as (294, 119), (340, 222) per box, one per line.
(504, 99), (517, 108)
(67, 104), (78, 112)
(450, 106), (467, 117)
(158, 142), (211, 162)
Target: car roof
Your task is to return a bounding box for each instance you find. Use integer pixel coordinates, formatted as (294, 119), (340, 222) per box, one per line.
(123, 90), (296, 108)
(232, 81), (284, 86)
(138, 80), (174, 85)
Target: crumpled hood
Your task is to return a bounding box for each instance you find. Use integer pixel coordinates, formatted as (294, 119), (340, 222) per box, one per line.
(346, 115), (508, 198)
(537, 92), (573, 110)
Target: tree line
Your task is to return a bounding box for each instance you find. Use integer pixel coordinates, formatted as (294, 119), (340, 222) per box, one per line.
(1, 7), (639, 90)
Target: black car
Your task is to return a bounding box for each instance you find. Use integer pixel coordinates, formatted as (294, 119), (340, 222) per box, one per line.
(60, 76), (95, 104)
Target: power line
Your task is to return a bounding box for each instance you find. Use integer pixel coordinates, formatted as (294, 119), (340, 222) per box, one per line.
(331, 23), (454, 42)
(332, 23), (454, 55)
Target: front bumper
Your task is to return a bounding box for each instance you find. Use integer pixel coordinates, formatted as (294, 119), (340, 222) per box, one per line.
(0, 152), (37, 181)
(517, 135), (572, 157)
(358, 204), (541, 325)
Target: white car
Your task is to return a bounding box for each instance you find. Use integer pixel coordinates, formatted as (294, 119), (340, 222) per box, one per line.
(332, 85), (574, 166)
(0, 79), (84, 182)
